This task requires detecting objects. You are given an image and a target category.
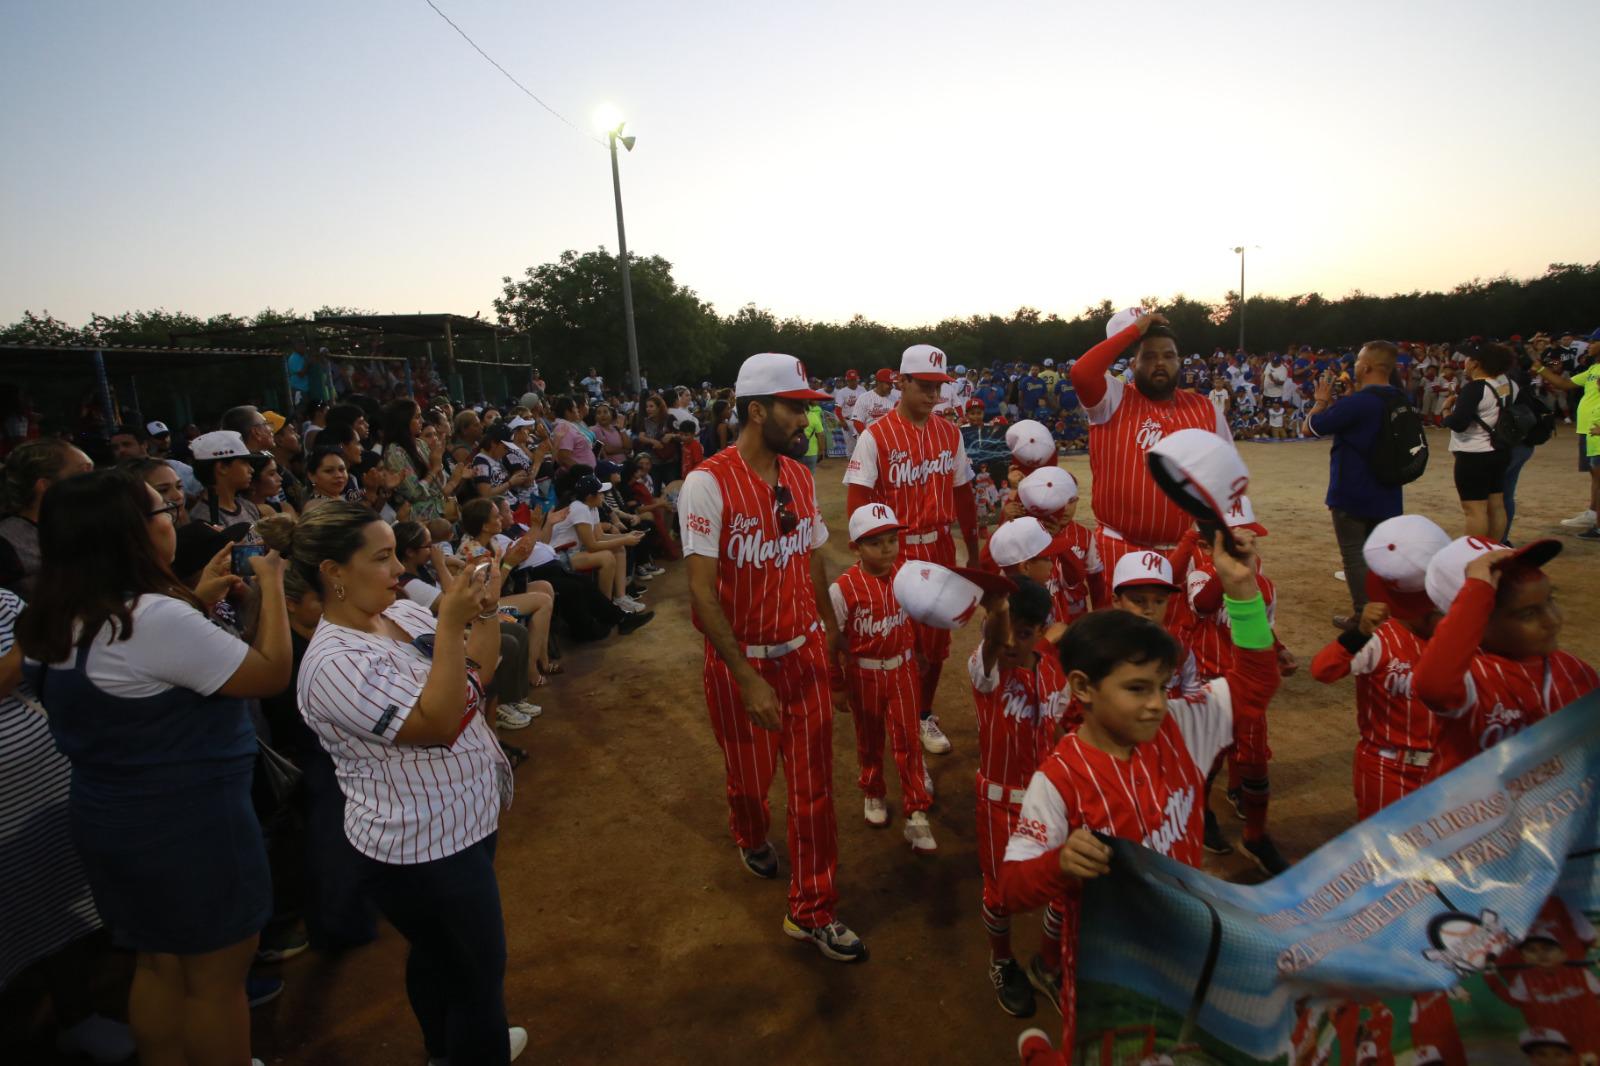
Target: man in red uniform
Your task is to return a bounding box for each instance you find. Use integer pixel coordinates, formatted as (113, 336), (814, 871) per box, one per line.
(1068, 310), (1230, 575)
(846, 343), (981, 758)
(679, 352), (866, 963)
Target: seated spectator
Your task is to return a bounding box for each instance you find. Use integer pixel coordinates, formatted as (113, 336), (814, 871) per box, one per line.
(381, 399), (450, 523)
(303, 446), (353, 514)
(249, 455), (299, 520)
(18, 469), (293, 1066)
(549, 471), (647, 614)
(619, 457), (678, 564)
(550, 395), (597, 470)
(123, 456), (190, 527)
(0, 438), (95, 600)
(188, 430), (269, 531)
(453, 503), (560, 693)
(472, 425), (534, 502)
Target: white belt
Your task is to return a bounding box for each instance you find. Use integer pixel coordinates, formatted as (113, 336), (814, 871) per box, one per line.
(983, 781), (1027, 806)
(855, 654), (906, 671)
(904, 529), (941, 545)
(1096, 524), (1177, 552)
(744, 632), (811, 660)
(1375, 747), (1433, 767)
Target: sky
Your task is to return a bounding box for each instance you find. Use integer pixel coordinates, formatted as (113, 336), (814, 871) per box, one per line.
(3, 1), (1598, 329)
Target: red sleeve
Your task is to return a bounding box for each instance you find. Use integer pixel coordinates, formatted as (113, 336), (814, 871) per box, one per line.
(846, 483), (872, 516)
(1069, 324), (1142, 407)
(1192, 574), (1224, 614)
(1169, 528), (1200, 581)
(1310, 639), (1354, 683)
(999, 850), (1074, 913)
(1088, 569), (1109, 610)
(1222, 644), (1281, 726)
(955, 480), (978, 541)
(1050, 532), (1086, 586)
(1414, 579), (1494, 712)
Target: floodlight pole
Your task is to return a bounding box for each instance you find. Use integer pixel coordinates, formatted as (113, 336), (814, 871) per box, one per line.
(608, 127), (641, 398)
(1232, 245), (1247, 354)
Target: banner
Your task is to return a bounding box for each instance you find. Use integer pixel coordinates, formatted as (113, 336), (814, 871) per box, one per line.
(1074, 689), (1600, 1065)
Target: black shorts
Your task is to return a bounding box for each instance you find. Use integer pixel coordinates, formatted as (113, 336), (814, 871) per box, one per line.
(1453, 449), (1508, 501)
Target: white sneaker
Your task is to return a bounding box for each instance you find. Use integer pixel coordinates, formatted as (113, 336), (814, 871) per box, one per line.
(508, 700), (542, 719)
(863, 796), (888, 827)
(613, 595), (646, 614)
(919, 716), (953, 755)
(495, 704), (532, 730)
(509, 1026), (529, 1061)
(1333, 570), (1346, 582)
(638, 564), (665, 578)
(903, 811), (937, 852)
(1561, 509), (1597, 528)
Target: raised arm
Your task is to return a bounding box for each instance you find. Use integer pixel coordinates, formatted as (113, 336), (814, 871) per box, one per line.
(1070, 313), (1166, 406)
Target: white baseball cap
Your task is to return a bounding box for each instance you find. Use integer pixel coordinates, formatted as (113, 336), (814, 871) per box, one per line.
(1005, 419), (1056, 469)
(1042, 358), (1055, 367)
(190, 430), (257, 462)
(506, 416), (539, 429)
(1520, 1028), (1571, 1052)
(900, 344), (954, 383)
(1355, 1041), (1378, 1065)
(1221, 494), (1268, 536)
(1363, 515), (1450, 592)
(1112, 550), (1178, 592)
(145, 420), (170, 436)
(952, 363), (967, 374)
(893, 560), (1015, 631)
(1425, 536), (1561, 612)
(849, 503), (903, 544)
(1107, 307), (1146, 338)
(1018, 467), (1078, 515)
(734, 353), (831, 400)
(1146, 429), (1249, 534)
(987, 517), (1063, 569)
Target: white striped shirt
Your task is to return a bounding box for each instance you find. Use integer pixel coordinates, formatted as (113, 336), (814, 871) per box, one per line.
(297, 599), (510, 865)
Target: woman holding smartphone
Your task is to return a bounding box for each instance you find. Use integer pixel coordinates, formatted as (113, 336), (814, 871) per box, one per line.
(259, 502), (528, 1064)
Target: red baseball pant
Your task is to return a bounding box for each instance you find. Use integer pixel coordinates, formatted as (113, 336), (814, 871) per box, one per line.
(902, 529), (956, 666)
(845, 662), (930, 816)
(1352, 741), (1431, 821)
(976, 792), (1022, 915)
(703, 635), (839, 928)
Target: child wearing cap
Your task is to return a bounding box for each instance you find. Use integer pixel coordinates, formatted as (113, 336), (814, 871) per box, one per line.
(1482, 921), (1600, 1063)
(1014, 468), (1104, 626)
(828, 505), (934, 849)
(1107, 550), (1201, 701)
(1310, 515), (1450, 819)
(1004, 419), (1058, 487)
(1413, 537), (1598, 779)
(966, 577), (1071, 1020)
(998, 529), (1282, 1055)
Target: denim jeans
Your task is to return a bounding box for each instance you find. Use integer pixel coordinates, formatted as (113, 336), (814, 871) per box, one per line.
(364, 833), (509, 1064)
(1501, 443), (1535, 539)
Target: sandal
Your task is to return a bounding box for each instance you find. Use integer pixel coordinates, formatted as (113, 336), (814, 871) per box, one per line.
(543, 660), (565, 676)
(531, 673), (549, 689)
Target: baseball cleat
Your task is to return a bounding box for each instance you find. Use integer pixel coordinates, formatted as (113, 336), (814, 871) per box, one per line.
(782, 916), (868, 963)
(902, 811), (937, 852)
(1243, 835), (1291, 877)
(863, 796), (889, 827)
(990, 957), (1036, 1018)
(739, 842), (779, 879)
(1026, 955), (1062, 1014)
(919, 716), (953, 755)
(1203, 808), (1233, 855)
(1017, 1028), (1055, 1065)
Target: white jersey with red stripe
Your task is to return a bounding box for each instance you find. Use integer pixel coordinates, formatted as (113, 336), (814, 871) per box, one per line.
(829, 563), (913, 661)
(833, 385), (862, 420)
(1084, 378), (1230, 547)
(850, 388), (899, 429)
(1349, 621), (1434, 751)
(844, 408), (974, 531)
(679, 447), (828, 647)
(1430, 650), (1597, 777)
(969, 639), (1070, 792)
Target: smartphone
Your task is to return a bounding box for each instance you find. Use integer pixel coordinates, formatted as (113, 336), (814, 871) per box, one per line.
(232, 543), (267, 575)
(471, 560), (492, 582)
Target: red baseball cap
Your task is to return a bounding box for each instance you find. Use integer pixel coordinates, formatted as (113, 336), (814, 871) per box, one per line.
(845, 369), (860, 380)
(874, 368), (896, 384)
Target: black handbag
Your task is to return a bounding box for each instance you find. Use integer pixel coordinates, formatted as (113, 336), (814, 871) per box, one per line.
(251, 738), (304, 829)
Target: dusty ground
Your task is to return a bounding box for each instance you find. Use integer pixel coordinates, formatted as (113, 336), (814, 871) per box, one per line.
(11, 427), (1600, 1065)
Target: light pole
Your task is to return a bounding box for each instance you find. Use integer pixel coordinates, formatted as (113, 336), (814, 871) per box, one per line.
(605, 119), (641, 397)
(1230, 245), (1259, 354)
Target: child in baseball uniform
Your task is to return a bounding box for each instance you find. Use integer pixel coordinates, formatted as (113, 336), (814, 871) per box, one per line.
(1016, 467), (1105, 625)
(829, 504), (934, 848)
(997, 529), (1283, 1060)
(967, 577), (1071, 1020)
(1310, 515), (1450, 819)
(1413, 537), (1597, 779)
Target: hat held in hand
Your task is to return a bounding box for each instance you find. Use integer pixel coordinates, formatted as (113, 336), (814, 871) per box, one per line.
(893, 560), (1015, 631)
(1146, 429), (1249, 539)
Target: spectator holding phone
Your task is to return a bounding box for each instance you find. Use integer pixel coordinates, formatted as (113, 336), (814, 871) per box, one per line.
(264, 501), (529, 1065)
(17, 469), (293, 1066)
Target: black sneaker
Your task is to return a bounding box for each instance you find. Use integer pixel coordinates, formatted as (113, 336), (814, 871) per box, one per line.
(1203, 808), (1233, 855)
(1578, 527), (1600, 541)
(1025, 955), (1062, 1015)
(1243, 835), (1291, 877)
(740, 842), (779, 879)
(989, 958), (1036, 1018)
(617, 610), (655, 634)
(1225, 788), (1245, 821)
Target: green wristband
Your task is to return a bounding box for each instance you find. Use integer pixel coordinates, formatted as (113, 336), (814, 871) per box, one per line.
(1223, 593), (1273, 650)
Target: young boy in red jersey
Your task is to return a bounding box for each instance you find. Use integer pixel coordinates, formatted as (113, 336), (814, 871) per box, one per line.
(677, 417), (705, 475)
(967, 577), (1071, 1020)
(1017, 467), (1106, 624)
(828, 504), (934, 849)
(1414, 536), (1598, 778)
(1310, 515), (1450, 819)
(998, 529), (1282, 1061)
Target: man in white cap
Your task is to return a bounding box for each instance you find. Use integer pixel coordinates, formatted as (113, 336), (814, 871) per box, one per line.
(1067, 310), (1230, 576)
(678, 353), (866, 962)
(846, 344), (981, 757)
(1309, 515), (1449, 818)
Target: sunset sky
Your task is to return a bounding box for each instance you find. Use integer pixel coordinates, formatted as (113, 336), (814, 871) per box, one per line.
(3, 0), (1597, 328)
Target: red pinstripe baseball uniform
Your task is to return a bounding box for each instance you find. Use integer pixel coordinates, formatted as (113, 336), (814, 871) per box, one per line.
(846, 408), (974, 664)
(1407, 991), (1466, 1066)
(830, 563), (930, 815)
(678, 448), (840, 927)
(849, 388), (899, 433)
(1181, 553), (1277, 680)
(1486, 965), (1600, 1060)
(998, 642), (1279, 1051)
(1049, 522), (1101, 624)
(1310, 621), (1435, 819)
(1069, 325), (1231, 572)
(968, 639), (1069, 916)
(1414, 579), (1598, 780)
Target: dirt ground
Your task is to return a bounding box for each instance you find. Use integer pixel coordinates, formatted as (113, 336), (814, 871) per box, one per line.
(13, 427), (1600, 1066)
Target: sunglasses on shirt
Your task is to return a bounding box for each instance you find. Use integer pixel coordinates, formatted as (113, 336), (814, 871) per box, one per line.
(773, 483), (798, 535)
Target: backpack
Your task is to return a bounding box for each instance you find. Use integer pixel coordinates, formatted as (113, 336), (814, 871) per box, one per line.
(1511, 387), (1556, 447)
(1474, 383), (1537, 451)
(1369, 389), (1429, 487)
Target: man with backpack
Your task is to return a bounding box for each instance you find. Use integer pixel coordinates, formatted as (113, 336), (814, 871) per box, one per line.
(1303, 340), (1424, 631)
